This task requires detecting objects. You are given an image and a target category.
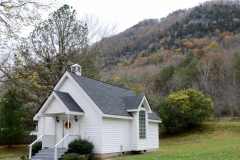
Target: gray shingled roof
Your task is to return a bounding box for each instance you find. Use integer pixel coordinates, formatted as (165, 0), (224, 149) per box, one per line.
(148, 112), (162, 121)
(54, 90), (84, 113)
(68, 71), (161, 121)
(68, 72), (134, 117)
(121, 95), (144, 110)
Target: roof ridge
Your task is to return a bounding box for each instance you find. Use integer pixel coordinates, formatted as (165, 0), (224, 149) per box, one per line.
(68, 71), (135, 93)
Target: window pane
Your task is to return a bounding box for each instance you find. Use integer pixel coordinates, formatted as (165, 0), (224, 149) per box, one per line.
(139, 110), (146, 139)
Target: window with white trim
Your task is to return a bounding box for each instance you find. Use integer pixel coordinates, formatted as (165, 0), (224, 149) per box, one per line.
(139, 110), (146, 139)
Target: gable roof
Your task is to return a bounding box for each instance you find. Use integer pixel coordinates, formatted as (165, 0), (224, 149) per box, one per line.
(121, 95), (145, 110)
(36, 70), (161, 121)
(54, 90), (84, 113)
(68, 71), (134, 117)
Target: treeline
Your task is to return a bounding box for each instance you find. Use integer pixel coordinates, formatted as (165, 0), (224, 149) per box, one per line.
(103, 29), (240, 117)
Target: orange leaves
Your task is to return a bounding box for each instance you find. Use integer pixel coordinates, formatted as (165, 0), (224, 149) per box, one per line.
(117, 63), (123, 67)
(215, 29), (221, 35)
(134, 56), (148, 66)
(200, 53), (224, 67)
(184, 41), (195, 49)
(219, 31), (231, 40)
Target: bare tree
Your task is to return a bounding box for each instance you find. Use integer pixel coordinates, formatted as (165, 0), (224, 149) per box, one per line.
(0, 0), (57, 47)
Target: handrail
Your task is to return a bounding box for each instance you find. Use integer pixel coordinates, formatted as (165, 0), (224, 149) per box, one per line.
(54, 134), (69, 160)
(29, 135), (44, 160)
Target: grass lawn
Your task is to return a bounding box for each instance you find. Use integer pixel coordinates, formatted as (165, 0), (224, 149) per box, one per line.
(0, 145), (28, 160)
(1, 122), (240, 160)
(119, 122), (240, 160)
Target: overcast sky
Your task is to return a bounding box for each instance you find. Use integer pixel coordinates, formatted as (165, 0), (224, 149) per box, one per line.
(63, 0), (208, 33)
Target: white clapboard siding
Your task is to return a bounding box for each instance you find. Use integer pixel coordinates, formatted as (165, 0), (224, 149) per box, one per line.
(37, 117), (55, 137)
(148, 122), (159, 149)
(44, 98), (65, 114)
(72, 117), (80, 135)
(102, 117), (131, 153)
(58, 77), (102, 153)
(130, 112), (138, 150)
(138, 139), (148, 150)
(37, 117), (43, 137)
(55, 119), (63, 148)
(43, 135), (55, 148)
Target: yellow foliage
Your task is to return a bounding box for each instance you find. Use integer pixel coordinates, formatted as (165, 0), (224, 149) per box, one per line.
(152, 53), (159, 61)
(206, 41), (219, 50)
(133, 85), (145, 94)
(123, 58), (132, 66)
(134, 56), (148, 66)
(181, 39), (188, 44)
(193, 38), (199, 46)
(176, 48), (182, 54)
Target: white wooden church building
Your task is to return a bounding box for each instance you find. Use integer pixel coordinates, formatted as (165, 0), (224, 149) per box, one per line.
(30, 64), (162, 159)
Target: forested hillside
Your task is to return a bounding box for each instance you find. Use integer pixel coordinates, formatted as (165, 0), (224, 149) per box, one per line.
(2, 0), (240, 135)
(100, 0), (240, 117)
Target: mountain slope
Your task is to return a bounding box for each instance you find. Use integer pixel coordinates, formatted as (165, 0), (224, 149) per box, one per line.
(98, 0), (240, 69)
(99, 0), (240, 118)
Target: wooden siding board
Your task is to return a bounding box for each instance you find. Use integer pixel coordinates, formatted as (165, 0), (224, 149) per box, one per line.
(130, 112), (138, 150)
(102, 117), (131, 154)
(43, 135), (55, 148)
(58, 78), (102, 153)
(148, 122), (159, 149)
(44, 98), (65, 114)
(37, 117), (55, 136)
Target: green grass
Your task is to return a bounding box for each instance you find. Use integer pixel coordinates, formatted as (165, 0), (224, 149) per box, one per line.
(1, 122), (240, 160)
(0, 145), (28, 160)
(119, 122), (240, 160)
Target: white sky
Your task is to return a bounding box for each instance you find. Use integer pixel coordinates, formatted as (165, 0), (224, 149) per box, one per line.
(63, 0), (208, 33)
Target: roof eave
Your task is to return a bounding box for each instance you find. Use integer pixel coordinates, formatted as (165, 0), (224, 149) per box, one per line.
(148, 119), (162, 123)
(126, 109), (138, 112)
(103, 114), (134, 120)
(67, 111), (85, 115)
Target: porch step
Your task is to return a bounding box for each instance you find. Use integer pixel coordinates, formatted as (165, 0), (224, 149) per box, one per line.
(32, 148), (67, 160)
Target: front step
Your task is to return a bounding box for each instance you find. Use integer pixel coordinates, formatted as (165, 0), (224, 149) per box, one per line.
(32, 148), (67, 160)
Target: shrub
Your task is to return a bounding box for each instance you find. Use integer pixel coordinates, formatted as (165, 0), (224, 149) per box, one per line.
(61, 153), (82, 160)
(68, 137), (94, 155)
(155, 88), (213, 133)
(32, 141), (42, 156)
